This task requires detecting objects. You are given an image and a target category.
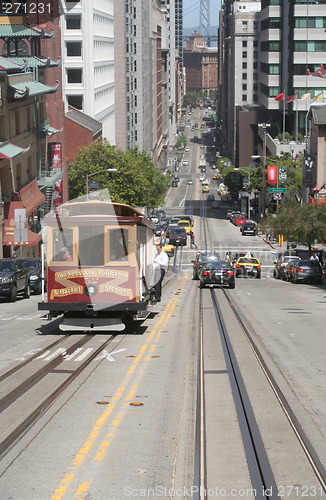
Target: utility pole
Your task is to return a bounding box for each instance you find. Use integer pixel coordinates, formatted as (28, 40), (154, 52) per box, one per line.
(258, 123), (271, 219)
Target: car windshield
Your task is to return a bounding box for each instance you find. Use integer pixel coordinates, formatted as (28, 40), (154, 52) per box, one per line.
(199, 253), (220, 263)
(171, 228), (186, 235)
(20, 259), (39, 270)
(300, 260), (320, 267)
(0, 261), (14, 272)
(238, 258), (259, 264)
(178, 222), (189, 227)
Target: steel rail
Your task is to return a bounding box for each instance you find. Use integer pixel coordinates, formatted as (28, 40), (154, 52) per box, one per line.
(210, 289), (281, 499)
(222, 288), (326, 494)
(0, 334), (117, 460)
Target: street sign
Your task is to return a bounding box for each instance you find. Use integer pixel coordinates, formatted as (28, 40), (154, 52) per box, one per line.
(268, 188), (287, 193)
(273, 193), (282, 200)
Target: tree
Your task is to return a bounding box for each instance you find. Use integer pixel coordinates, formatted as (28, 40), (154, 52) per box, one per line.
(68, 140), (170, 209)
(264, 203), (326, 252)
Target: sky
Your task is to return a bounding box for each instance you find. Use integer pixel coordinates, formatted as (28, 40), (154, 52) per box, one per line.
(183, 0), (222, 29)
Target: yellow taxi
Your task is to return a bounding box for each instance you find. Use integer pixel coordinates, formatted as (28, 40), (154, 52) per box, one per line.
(202, 186), (210, 193)
(234, 256), (261, 278)
(178, 219), (192, 235)
(162, 242), (174, 257)
(212, 174), (221, 180)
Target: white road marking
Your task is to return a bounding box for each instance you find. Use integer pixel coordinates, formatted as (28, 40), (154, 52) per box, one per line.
(16, 348), (43, 361)
(75, 348), (94, 361)
(95, 348), (126, 362)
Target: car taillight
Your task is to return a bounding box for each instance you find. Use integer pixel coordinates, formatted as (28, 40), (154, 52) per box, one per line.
(226, 271), (234, 276)
(257, 265), (261, 269)
(316, 268), (321, 273)
(195, 263), (200, 267)
(296, 267), (304, 272)
(236, 264), (241, 268)
(202, 271), (211, 276)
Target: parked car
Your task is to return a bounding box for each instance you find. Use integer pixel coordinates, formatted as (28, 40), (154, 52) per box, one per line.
(230, 211), (243, 223)
(187, 179), (193, 185)
(207, 194), (215, 202)
(0, 258), (31, 301)
(282, 258), (301, 282)
(171, 179), (178, 187)
(199, 261), (235, 289)
(226, 210), (235, 220)
(288, 259), (323, 284)
(233, 215), (246, 226)
(240, 221), (258, 236)
(191, 252), (221, 280)
(17, 257), (46, 294)
(234, 256), (261, 278)
(211, 201), (220, 209)
(273, 252), (299, 279)
(168, 227), (187, 246)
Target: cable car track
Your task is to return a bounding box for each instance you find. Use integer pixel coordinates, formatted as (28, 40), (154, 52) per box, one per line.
(193, 212), (326, 498)
(0, 333), (121, 461)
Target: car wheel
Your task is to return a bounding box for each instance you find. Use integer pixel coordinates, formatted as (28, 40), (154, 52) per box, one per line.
(255, 274), (261, 279)
(315, 279), (323, 285)
(229, 283), (235, 289)
(199, 282), (205, 288)
(9, 285), (17, 302)
(23, 284), (30, 299)
(35, 283), (42, 295)
(273, 269), (279, 279)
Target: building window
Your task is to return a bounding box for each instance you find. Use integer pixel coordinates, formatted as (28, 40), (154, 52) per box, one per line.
(242, 73), (247, 80)
(253, 94), (258, 102)
(242, 41), (247, 47)
(242, 95), (247, 101)
(67, 95), (83, 110)
(242, 62), (247, 69)
(67, 68), (82, 83)
(242, 21), (248, 30)
(66, 42), (82, 56)
(242, 84), (247, 90)
(242, 51), (247, 58)
(66, 15), (81, 29)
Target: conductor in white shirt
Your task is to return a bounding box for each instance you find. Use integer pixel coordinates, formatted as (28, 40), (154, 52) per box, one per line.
(153, 244), (169, 303)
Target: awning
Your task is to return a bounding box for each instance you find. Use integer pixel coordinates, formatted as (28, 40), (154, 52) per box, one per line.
(18, 179), (46, 215)
(0, 143), (30, 159)
(2, 201), (42, 246)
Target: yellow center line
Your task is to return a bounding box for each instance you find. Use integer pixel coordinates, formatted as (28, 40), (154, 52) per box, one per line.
(51, 276), (188, 500)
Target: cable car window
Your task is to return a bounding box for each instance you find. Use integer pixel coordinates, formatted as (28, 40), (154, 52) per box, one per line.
(109, 228), (128, 261)
(79, 226), (104, 266)
(53, 228), (73, 261)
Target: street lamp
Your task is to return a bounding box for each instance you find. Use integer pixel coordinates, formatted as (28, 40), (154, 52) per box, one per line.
(234, 168), (251, 219)
(86, 168), (117, 201)
(258, 123), (271, 219)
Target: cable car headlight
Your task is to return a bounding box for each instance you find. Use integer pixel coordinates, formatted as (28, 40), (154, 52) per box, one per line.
(85, 283), (97, 297)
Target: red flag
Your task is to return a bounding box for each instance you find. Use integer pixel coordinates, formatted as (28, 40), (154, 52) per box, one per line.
(274, 92), (285, 101)
(286, 94), (297, 102)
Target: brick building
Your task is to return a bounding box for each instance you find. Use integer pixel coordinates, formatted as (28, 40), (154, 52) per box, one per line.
(183, 31), (218, 93)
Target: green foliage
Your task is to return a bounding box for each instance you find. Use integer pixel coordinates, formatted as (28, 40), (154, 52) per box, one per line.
(68, 140), (170, 209)
(264, 203), (326, 250)
(277, 131), (293, 143)
(175, 134), (187, 149)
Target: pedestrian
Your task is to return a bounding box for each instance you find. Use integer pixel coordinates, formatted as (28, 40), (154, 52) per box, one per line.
(152, 244), (169, 304)
(190, 230), (197, 248)
(310, 252), (319, 263)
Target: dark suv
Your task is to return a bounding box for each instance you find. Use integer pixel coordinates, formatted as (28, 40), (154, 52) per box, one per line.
(0, 259), (30, 301)
(17, 257), (46, 294)
(240, 221), (257, 236)
(168, 227), (187, 246)
(192, 252), (221, 280)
